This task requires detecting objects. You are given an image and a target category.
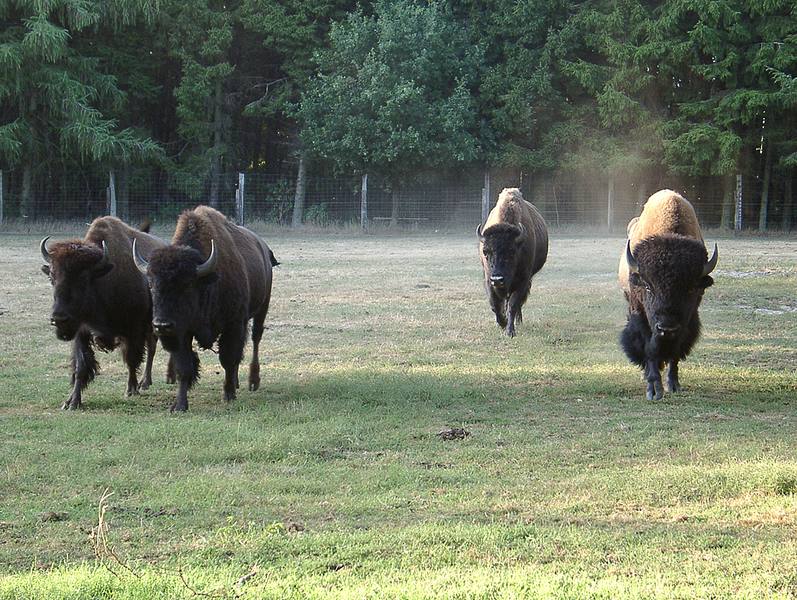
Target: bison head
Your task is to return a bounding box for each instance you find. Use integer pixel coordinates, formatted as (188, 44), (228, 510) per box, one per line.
(477, 223), (526, 294)
(133, 239), (218, 350)
(40, 237), (113, 340)
(626, 235), (717, 340)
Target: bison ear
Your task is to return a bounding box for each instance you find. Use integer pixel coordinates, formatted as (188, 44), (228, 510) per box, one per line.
(41, 264), (51, 277)
(698, 275), (714, 289)
(628, 272), (643, 288)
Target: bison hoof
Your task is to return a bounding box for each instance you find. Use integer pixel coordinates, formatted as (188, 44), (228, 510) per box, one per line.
(666, 380), (682, 393)
(249, 380), (260, 392)
(62, 398), (81, 410)
(126, 387), (140, 397)
(646, 381), (664, 401)
(170, 403), (188, 413)
(138, 378), (152, 391)
(224, 392), (236, 403)
(505, 327), (516, 338)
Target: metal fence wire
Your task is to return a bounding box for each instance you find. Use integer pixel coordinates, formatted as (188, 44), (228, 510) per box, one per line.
(0, 167), (794, 232)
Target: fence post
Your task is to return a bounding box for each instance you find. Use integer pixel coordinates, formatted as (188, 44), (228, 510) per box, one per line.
(481, 170), (491, 223)
(0, 170), (3, 225)
(236, 172), (245, 225)
(734, 173), (743, 231)
(360, 173), (368, 232)
(108, 170), (117, 217)
(607, 176), (615, 231)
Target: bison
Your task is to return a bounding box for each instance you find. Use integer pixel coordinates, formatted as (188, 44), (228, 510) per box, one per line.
(133, 205), (277, 412)
(618, 189), (718, 400)
(41, 217), (167, 409)
(477, 188), (548, 336)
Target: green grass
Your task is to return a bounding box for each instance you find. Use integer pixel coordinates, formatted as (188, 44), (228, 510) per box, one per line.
(1, 231), (796, 599)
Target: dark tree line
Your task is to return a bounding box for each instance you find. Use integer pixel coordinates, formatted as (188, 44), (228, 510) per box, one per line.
(1, 0), (795, 228)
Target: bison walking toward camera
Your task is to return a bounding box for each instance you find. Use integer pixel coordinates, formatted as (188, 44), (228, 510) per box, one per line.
(618, 189), (718, 400)
(477, 188), (548, 336)
(41, 217), (166, 409)
(133, 205), (276, 412)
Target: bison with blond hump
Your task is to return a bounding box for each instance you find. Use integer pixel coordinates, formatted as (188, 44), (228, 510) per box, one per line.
(40, 217), (167, 409)
(133, 206), (277, 412)
(477, 188), (548, 336)
(618, 189), (718, 400)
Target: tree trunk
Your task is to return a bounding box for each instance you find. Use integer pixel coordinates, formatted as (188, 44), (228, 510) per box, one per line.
(758, 143), (772, 232)
(783, 175), (793, 232)
(208, 78), (224, 208)
(20, 163), (33, 219)
(291, 153), (307, 228)
(607, 176), (615, 231)
(720, 174), (735, 230)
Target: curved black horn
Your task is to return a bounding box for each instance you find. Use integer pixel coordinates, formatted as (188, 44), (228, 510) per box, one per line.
(196, 239), (218, 277)
(703, 243), (718, 276)
(132, 238), (149, 274)
(40, 236), (52, 264)
(476, 223), (483, 239)
(625, 239), (639, 274)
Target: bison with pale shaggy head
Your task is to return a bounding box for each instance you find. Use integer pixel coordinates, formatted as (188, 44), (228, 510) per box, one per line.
(618, 189), (718, 400)
(477, 188), (548, 336)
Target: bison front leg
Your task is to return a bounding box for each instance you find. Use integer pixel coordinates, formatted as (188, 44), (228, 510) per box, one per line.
(219, 325), (246, 402)
(488, 287), (507, 330)
(645, 359), (664, 401)
(64, 329), (98, 410)
(505, 280), (531, 337)
(666, 360), (681, 392)
(171, 347), (199, 412)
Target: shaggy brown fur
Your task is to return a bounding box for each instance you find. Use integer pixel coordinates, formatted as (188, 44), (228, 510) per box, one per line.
(618, 189), (703, 291)
(617, 190), (717, 401)
(478, 188), (548, 336)
(43, 216), (167, 409)
(144, 205), (275, 412)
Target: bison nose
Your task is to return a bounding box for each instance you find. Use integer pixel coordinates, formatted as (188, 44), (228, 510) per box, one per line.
(50, 312), (68, 326)
(153, 320), (175, 335)
(490, 275), (505, 288)
(655, 323), (680, 336)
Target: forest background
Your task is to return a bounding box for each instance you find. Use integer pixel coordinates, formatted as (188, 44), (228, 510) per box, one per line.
(0, 0), (795, 230)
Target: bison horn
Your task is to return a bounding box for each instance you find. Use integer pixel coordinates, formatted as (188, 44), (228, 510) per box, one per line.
(132, 238), (149, 273)
(40, 236), (52, 264)
(97, 240), (110, 267)
(625, 240), (639, 274)
(476, 223), (484, 240)
(196, 239), (218, 277)
(703, 243), (718, 276)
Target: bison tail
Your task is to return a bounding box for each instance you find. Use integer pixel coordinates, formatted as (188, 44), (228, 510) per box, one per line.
(139, 218), (152, 233)
(269, 249), (280, 267)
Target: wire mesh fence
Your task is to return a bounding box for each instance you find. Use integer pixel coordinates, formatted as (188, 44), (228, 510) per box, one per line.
(0, 167), (794, 233)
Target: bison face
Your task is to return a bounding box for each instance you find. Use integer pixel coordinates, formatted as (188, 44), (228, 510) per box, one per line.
(134, 241), (218, 350)
(627, 236), (717, 340)
(478, 223), (526, 295)
(40, 238), (113, 340)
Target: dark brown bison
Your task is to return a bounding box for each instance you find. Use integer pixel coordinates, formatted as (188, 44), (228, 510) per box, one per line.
(133, 205), (277, 412)
(41, 217), (167, 409)
(618, 189), (718, 400)
(477, 188), (548, 336)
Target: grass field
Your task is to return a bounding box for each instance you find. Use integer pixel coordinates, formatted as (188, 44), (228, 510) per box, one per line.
(1, 229), (796, 599)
